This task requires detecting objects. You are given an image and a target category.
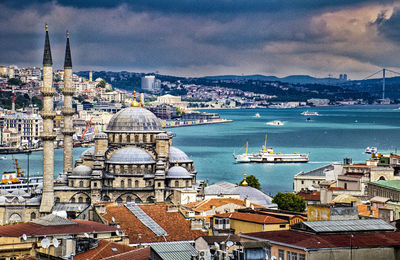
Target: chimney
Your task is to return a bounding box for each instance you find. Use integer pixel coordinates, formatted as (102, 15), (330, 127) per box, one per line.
(39, 24), (56, 213)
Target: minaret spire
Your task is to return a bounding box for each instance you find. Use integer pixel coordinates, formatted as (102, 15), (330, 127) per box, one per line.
(64, 31), (72, 68)
(43, 24), (53, 66)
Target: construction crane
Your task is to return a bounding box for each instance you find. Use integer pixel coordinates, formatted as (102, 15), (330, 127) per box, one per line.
(81, 117), (93, 140)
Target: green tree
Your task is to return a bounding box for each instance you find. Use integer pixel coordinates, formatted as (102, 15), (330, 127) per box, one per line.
(96, 79), (106, 88)
(272, 192), (306, 212)
(239, 174), (261, 190)
(7, 78), (22, 86)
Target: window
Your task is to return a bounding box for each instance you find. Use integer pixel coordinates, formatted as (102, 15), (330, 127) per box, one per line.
(287, 252), (291, 260)
(135, 180), (139, 187)
(158, 182), (161, 187)
(278, 250), (284, 260)
(126, 196), (131, 202)
(30, 212), (36, 220)
(86, 197), (90, 203)
(71, 197), (75, 203)
(121, 180), (125, 188)
(128, 179), (132, 187)
(93, 182), (97, 187)
(301, 180), (304, 184)
(266, 248), (271, 259)
(78, 197), (83, 203)
(79, 181), (83, 187)
(299, 254), (305, 260)
(291, 252), (298, 260)
(280, 224), (286, 228)
(175, 180), (179, 187)
(344, 183), (347, 189)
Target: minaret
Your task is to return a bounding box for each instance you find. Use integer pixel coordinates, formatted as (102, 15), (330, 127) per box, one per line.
(62, 31), (75, 173)
(40, 24), (56, 213)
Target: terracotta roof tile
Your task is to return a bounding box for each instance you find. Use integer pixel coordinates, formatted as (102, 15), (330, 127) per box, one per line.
(297, 191), (320, 201)
(102, 203), (206, 244)
(244, 230), (400, 249)
(103, 247), (150, 260)
(358, 204), (379, 218)
(183, 198), (261, 213)
(0, 219), (119, 237)
(215, 212), (288, 224)
(75, 240), (136, 260)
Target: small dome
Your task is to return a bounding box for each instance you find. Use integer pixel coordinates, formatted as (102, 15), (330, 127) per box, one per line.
(95, 132), (108, 139)
(167, 166), (192, 178)
(332, 194), (360, 204)
(156, 133), (169, 140)
(108, 147), (155, 164)
(169, 147), (192, 163)
(106, 107), (162, 132)
(71, 165), (92, 176)
(80, 147), (95, 158)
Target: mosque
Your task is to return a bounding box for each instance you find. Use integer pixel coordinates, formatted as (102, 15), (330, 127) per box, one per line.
(0, 25), (199, 224)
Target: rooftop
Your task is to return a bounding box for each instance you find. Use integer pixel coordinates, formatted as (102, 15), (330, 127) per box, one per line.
(296, 164), (334, 177)
(291, 219), (395, 234)
(75, 240), (147, 260)
(183, 198), (261, 213)
(241, 230), (400, 249)
(370, 180), (400, 190)
(101, 203), (206, 244)
(214, 212), (287, 224)
(150, 241), (197, 260)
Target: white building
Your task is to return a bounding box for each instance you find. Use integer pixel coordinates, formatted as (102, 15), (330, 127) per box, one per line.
(141, 75), (160, 92)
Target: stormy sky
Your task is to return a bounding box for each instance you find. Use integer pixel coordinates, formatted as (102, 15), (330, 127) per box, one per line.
(1, 0), (400, 79)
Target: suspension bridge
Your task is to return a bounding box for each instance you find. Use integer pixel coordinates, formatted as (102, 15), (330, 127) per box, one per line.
(361, 68), (400, 99)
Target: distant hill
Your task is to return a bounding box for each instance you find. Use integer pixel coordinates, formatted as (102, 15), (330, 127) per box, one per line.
(203, 74), (343, 85)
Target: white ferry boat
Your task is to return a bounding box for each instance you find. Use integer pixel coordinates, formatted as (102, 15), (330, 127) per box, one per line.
(365, 147), (378, 154)
(0, 158), (42, 192)
(233, 135), (309, 163)
(266, 120), (284, 126)
(254, 113), (261, 118)
(301, 111), (319, 116)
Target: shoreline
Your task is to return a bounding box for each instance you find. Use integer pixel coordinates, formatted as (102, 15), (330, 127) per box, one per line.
(164, 118), (233, 128)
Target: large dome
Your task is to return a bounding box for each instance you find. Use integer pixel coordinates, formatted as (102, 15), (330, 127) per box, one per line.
(71, 165), (93, 176)
(167, 166), (192, 178)
(106, 107), (162, 132)
(108, 147), (155, 164)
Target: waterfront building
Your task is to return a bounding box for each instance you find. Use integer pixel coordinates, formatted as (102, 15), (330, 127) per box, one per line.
(0, 112), (43, 148)
(141, 75), (156, 91)
(153, 94), (189, 109)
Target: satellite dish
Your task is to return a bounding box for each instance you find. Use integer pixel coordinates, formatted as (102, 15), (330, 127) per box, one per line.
(52, 238), (59, 248)
(41, 237), (50, 249)
(22, 234), (27, 241)
(84, 233), (89, 238)
(116, 230), (120, 236)
(214, 242), (220, 249)
(226, 241), (234, 248)
(112, 216), (115, 222)
(117, 225), (120, 228)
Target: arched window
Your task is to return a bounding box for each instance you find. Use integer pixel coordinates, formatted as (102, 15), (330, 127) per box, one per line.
(70, 180), (74, 187)
(71, 197), (76, 203)
(147, 196), (155, 203)
(30, 212), (36, 220)
(379, 176), (386, 181)
(55, 197), (60, 203)
(135, 135), (139, 142)
(127, 135), (131, 143)
(121, 180), (125, 188)
(78, 197), (83, 203)
(86, 197), (90, 203)
(175, 180), (179, 187)
(116, 197), (123, 204)
(103, 195), (110, 201)
(128, 179), (132, 187)
(9, 213), (21, 223)
(79, 181), (83, 187)
(119, 135), (122, 143)
(186, 180), (190, 187)
(135, 180), (139, 187)
(135, 197), (142, 203)
(126, 196), (131, 202)
(143, 135), (147, 142)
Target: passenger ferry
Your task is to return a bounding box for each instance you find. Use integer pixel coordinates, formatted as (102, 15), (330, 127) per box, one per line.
(233, 135), (309, 163)
(0, 158), (42, 192)
(365, 147), (378, 154)
(301, 111), (319, 116)
(266, 120), (284, 126)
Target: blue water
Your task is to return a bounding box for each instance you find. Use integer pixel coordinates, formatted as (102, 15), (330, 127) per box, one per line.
(1, 105), (400, 196)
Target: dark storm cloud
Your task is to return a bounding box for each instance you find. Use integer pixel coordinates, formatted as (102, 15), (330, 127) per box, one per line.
(375, 7), (400, 41)
(0, 0), (400, 77)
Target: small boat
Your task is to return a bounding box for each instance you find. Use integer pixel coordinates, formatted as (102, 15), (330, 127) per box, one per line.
(233, 134), (309, 163)
(0, 158), (42, 192)
(365, 147), (377, 154)
(254, 113), (261, 118)
(266, 120), (284, 126)
(306, 117), (311, 121)
(0, 156), (6, 160)
(301, 111), (319, 116)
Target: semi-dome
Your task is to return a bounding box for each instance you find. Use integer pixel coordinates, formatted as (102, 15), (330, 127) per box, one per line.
(167, 166), (192, 178)
(80, 147), (95, 158)
(71, 165), (92, 176)
(106, 107), (162, 132)
(332, 194), (360, 204)
(108, 147), (155, 164)
(169, 147), (192, 163)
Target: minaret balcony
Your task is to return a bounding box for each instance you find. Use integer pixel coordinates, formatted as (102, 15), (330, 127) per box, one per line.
(61, 87), (75, 95)
(40, 87), (56, 96)
(62, 128), (75, 135)
(61, 107), (75, 116)
(40, 110), (56, 119)
(41, 132), (57, 140)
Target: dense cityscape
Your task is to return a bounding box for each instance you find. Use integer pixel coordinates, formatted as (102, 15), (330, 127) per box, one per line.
(2, 1), (400, 260)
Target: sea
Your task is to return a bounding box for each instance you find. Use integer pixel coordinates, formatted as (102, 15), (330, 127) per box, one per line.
(2, 105), (400, 196)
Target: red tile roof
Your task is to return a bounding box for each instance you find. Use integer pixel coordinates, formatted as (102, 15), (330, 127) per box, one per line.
(75, 240), (138, 260)
(243, 230), (400, 249)
(215, 212), (288, 224)
(0, 219), (119, 237)
(103, 247), (150, 260)
(297, 191), (320, 201)
(183, 198), (262, 213)
(102, 203), (206, 244)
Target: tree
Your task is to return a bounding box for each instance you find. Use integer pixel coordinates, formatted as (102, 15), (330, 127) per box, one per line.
(239, 174), (261, 190)
(272, 192), (306, 212)
(7, 78), (22, 86)
(96, 79), (106, 88)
